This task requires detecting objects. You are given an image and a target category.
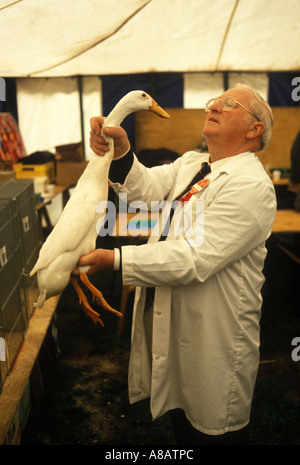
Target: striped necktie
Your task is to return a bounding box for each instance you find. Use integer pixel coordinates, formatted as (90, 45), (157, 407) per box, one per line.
(159, 161), (211, 241)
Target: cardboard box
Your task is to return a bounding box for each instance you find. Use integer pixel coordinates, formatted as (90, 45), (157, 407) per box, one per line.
(55, 142), (87, 186)
(13, 161), (55, 183)
(0, 170), (16, 182)
(56, 161), (88, 186)
(55, 142), (84, 162)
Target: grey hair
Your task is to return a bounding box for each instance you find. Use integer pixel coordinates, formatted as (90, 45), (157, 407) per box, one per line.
(237, 84), (274, 151)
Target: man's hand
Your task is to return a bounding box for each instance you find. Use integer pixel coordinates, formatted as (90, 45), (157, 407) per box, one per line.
(72, 249), (115, 277)
(90, 116), (130, 159)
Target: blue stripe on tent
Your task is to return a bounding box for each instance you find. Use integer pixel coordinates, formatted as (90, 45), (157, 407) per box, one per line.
(268, 73), (300, 107)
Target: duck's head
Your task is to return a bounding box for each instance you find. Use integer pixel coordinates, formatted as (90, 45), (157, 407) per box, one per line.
(123, 90), (170, 119)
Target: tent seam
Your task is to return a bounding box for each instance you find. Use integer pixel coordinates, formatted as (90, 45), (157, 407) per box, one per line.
(215, 0), (240, 71)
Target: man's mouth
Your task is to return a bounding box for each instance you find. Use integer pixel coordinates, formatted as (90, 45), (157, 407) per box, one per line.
(208, 117), (219, 123)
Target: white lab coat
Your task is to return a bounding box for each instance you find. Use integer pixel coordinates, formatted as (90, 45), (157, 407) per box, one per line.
(110, 150), (277, 435)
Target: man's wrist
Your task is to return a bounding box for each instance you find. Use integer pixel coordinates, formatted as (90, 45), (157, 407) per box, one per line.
(113, 145), (131, 161)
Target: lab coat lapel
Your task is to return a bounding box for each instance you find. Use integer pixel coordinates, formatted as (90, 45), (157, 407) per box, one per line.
(170, 156), (209, 201)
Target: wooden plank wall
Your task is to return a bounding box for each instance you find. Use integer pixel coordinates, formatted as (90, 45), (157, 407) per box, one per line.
(135, 107), (300, 170)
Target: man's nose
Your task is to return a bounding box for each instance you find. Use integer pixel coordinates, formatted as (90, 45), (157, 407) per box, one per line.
(209, 99), (222, 112)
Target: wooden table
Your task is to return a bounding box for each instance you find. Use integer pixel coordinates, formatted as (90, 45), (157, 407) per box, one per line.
(272, 209), (300, 234)
(272, 178), (289, 186)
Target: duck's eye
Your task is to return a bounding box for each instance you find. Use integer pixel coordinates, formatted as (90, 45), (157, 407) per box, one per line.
(141, 93), (146, 97)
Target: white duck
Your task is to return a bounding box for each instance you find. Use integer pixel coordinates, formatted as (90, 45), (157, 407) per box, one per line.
(30, 91), (170, 326)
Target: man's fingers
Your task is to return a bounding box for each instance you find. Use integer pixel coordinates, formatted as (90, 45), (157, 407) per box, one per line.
(71, 251), (100, 277)
(78, 251), (97, 266)
(89, 130), (110, 156)
(71, 249), (114, 278)
(90, 116), (105, 135)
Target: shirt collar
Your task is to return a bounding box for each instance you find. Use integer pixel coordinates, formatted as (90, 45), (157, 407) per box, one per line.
(209, 151), (255, 173)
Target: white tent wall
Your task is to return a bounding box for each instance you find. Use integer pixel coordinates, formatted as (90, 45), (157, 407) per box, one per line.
(184, 74), (225, 109)
(81, 76), (102, 160)
(228, 73), (269, 101)
(16, 76), (101, 158)
(183, 73), (269, 108)
(16, 76), (102, 225)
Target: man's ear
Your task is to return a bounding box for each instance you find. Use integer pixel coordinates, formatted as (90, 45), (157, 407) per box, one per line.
(246, 122), (265, 141)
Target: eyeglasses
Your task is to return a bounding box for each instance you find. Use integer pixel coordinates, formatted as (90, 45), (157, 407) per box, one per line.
(205, 97), (259, 121)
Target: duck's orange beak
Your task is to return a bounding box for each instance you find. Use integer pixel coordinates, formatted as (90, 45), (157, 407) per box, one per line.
(149, 99), (170, 118)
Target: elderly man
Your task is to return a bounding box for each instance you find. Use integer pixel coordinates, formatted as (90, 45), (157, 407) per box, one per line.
(77, 85), (276, 445)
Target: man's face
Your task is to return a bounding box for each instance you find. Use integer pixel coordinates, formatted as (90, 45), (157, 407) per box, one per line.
(202, 87), (255, 145)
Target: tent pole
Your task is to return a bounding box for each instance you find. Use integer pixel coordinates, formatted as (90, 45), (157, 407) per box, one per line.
(77, 76), (86, 160)
(223, 72), (229, 91)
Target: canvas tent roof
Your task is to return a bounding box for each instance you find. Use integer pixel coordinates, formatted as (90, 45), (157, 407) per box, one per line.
(0, 0), (299, 78)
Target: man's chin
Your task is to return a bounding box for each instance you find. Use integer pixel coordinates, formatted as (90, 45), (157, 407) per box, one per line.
(203, 125), (218, 139)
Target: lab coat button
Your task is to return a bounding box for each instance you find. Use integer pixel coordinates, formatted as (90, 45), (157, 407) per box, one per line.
(157, 311), (161, 315)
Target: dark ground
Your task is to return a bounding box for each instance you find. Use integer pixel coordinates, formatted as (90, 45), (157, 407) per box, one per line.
(21, 237), (300, 446)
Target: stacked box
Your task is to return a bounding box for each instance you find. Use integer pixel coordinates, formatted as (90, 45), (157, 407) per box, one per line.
(13, 161), (55, 184)
(0, 200), (26, 391)
(0, 181), (41, 324)
(1, 275), (26, 370)
(56, 142), (87, 185)
(0, 180), (40, 391)
(0, 180), (40, 265)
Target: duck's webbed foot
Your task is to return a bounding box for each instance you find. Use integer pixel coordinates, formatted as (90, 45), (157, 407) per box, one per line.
(79, 273), (122, 318)
(71, 277), (104, 326)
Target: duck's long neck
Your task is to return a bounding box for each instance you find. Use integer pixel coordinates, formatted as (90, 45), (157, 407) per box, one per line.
(96, 103), (131, 168)
(84, 98), (132, 176)
(103, 99), (132, 129)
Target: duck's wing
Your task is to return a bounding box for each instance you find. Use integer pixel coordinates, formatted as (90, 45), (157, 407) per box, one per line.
(30, 193), (102, 275)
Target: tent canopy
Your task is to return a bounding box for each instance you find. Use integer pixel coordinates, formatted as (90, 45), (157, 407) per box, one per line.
(1, 0), (299, 78)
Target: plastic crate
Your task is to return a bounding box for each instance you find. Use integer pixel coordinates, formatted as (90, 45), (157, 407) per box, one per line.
(0, 180), (40, 266)
(0, 200), (24, 392)
(0, 276), (26, 380)
(0, 201), (24, 305)
(13, 161), (55, 183)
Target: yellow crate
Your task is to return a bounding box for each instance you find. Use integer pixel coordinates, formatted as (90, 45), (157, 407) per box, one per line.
(13, 161), (55, 183)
